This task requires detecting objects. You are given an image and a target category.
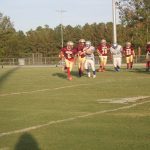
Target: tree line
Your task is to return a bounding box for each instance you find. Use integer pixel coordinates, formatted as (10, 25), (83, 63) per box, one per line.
(0, 0), (149, 58)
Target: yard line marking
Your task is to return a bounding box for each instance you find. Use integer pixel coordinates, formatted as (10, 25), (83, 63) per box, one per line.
(0, 84), (88, 97)
(0, 100), (150, 138)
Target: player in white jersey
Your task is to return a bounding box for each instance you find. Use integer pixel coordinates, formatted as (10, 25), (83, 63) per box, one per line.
(110, 43), (123, 72)
(83, 41), (96, 78)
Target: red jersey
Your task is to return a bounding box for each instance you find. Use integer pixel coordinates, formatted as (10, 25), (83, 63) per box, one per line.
(76, 44), (86, 58)
(97, 44), (110, 56)
(61, 47), (77, 61)
(146, 44), (150, 54)
(123, 47), (134, 56)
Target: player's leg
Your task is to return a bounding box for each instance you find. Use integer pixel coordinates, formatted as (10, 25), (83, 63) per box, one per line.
(85, 60), (90, 77)
(65, 59), (72, 80)
(146, 54), (150, 71)
(113, 57), (118, 72)
(78, 56), (82, 77)
(81, 57), (85, 75)
(126, 56), (130, 69)
(98, 56), (104, 72)
(130, 55), (133, 69)
(90, 60), (96, 78)
(103, 56), (107, 71)
(117, 57), (122, 71)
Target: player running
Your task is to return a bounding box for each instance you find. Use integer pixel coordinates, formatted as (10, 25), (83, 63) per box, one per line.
(76, 39), (86, 77)
(110, 43), (123, 72)
(146, 41), (150, 71)
(97, 39), (110, 72)
(123, 42), (135, 69)
(60, 41), (77, 80)
(83, 41), (96, 78)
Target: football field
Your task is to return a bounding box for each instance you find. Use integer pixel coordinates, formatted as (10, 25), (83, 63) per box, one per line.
(0, 65), (150, 150)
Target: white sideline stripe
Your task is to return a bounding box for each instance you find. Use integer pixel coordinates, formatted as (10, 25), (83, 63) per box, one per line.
(0, 100), (150, 138)
(0, 84), (88, 97)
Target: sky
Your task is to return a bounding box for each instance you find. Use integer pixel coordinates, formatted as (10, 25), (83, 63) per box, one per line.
(0, 0), (116, 32)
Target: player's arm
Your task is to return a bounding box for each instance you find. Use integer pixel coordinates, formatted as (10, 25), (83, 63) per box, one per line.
(132, 48), (136, 57)
(97, 48), (101, 56)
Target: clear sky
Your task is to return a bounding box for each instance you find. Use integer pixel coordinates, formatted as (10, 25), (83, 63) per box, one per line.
(0, 0), (115, 32)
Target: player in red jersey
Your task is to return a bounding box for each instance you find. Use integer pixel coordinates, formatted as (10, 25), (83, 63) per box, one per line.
(146, 41), (150, 71)
(97, 39), (110, 72)
(60, 41), (77, 80)
(123, 42), (135, 69)
(76, 39), (86, 77)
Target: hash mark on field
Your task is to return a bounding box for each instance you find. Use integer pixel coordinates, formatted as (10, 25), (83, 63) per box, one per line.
(0, 100), (150, 138)
(0, 84), (88, 97)
(97, 96), (150, 104)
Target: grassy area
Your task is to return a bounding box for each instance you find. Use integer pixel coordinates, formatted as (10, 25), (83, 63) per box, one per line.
(0, 65), (150, 150)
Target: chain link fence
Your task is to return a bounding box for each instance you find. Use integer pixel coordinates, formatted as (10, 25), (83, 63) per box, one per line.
(0, 55), (147, 66)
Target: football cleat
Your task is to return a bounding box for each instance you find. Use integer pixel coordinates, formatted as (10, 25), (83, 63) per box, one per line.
(93, 75), (96, 78)
(88, 72), (91, 78)
(68, 76), (72, 81)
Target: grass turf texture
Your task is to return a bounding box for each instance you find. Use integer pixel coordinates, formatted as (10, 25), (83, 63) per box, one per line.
(0, 65), (149, 150)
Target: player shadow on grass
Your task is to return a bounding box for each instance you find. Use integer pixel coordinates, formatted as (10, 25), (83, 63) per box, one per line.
(52, 70), (80, 79)
(14, 133), (41, 150)
(52, 72), (67, 79)
(0, 67), (19, 89)
(131, 68), (150, 74)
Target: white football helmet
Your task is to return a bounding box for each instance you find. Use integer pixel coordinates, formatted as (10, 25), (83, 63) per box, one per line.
(113, 43), (118, 48)
(85, 41), (91, 47)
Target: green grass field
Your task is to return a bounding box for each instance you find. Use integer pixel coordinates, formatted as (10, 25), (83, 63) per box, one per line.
(0, 65), (150, 150)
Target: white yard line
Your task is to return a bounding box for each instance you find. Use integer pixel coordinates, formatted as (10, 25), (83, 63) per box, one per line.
(0, 84), (88, 97)
(0, 100), (150, 138)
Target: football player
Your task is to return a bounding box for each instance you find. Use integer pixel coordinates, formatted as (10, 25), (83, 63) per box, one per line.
(123, 42), (135, 69)
(97, 39), (110, 72)
(60, 41), (77, 80)
(83, 41), (96, 78)
(110, 43), (123, 72)
(146, 41), (150, 71)
(76, 39), (86, 77)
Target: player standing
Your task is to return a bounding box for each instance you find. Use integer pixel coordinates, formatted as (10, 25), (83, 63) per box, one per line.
(110, 43), (123, 72)
(146, 41), (150, 71)
(83, 41), (96, 78)
(97, 39), (110, 72)
(76, 39), (86, 77)
(60, 41), (77, 80)
(123, 42), (135, 69)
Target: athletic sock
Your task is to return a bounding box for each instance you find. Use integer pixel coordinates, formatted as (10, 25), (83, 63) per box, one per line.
(79, 68), (82, 77)
(130, 62), (133, 69)
(67, 68), (71, 78)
